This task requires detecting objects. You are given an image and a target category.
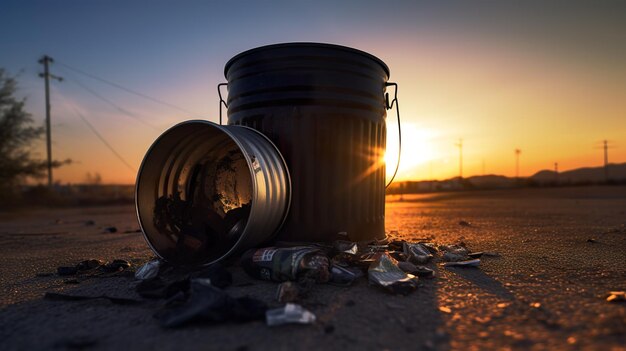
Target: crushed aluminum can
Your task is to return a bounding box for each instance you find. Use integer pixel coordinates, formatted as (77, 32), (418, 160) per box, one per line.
(443, 259), (481, 267)
(241, 247), (330, 283)
(135, 259), (162, 280)
(403, 242), (433, 264)
(266, 303), (316, 326)
(333, 240), (358, 255)
(368, 253), (418, 295)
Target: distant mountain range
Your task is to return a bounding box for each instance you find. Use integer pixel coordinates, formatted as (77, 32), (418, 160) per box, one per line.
(531, 162), (626, 183)
(387, 162), (626, 194)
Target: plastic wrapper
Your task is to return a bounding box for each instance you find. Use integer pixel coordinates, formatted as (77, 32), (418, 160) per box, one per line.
(443, 259), (481, 267)
(403, 242), (433, 264)
(266, 303), (316, 326)
(241, 247), (330, 282)
(368, 253), (418, 295)
(135, 259), (162, 280)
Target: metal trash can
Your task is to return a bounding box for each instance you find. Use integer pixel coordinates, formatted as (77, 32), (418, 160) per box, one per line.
(222, 43), (391, 243)
(135, 120), (291, 266)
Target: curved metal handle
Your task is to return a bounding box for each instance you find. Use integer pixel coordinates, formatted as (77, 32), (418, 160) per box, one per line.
(217, 83), (228, 125)
(385, 82), (401, 188)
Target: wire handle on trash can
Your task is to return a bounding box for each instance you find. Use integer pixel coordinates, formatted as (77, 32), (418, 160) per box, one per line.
(217, 83), (228, 125)
(385, 82), (401, 188)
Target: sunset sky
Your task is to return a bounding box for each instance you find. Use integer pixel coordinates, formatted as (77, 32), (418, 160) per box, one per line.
(1, 0), (625, 184)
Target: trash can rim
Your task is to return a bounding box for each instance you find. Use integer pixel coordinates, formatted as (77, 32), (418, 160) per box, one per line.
(224, 42), (390, 78)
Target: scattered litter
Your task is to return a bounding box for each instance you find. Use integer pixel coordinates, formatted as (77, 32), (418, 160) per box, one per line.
(333, 240), (358, 255)
(77, 259), (103, 271)
(439, 306), (452, 314)
(330, 265), (362, 285)
(468, 252), (484, 259)
(403, 242), (433, 264)
(266, 303), (316, 326)
(459, 220), (471, 226)
(241, 246), (330, 283)
(586, 238), (597, 243)
(368, 253), (418, 295)
(443, 259), (481, 267)
(443, 252), (465, 262)
(103, 226), (118, 233)
(103, 259), (131, 272)
(276, 281), (299, 303)
(397, 261), (418, 273)
(606, 291), (625, 303)
(135, 260), (162, 280)
(84, 220), (96, 226)
(388, 251), (409, 262)
(413, 266), (435, 278)
(157, 280), (266, 328)
(44, 292), (141, 305)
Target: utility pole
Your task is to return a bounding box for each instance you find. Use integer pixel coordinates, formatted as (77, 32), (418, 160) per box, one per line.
(603, 140), (608, 182)
(554, 162), (559, 183)
(515, 149), (521, 178)
(38, 55), (63, 188)
(455, 139), (463, 179)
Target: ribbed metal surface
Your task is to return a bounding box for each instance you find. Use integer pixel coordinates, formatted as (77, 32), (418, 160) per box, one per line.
(225, 43), (389, 242)
(135, 121), (290, 265)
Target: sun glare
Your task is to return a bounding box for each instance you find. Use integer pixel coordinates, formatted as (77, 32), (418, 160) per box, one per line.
(385, 123), (437, 180)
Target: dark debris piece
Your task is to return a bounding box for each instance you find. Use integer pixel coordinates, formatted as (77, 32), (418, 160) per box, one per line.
(103, 226), (118, 233)
(458, 220), (471, 226)
(103, 259), (131, 272)
(157, 280), (267, 328)
(77, 259), (104, 271)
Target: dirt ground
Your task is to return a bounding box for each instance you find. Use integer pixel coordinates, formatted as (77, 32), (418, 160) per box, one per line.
(0, 186), (625, 351)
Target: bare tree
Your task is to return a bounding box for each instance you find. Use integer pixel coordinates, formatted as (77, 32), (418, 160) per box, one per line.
(0, 69), (69, 199)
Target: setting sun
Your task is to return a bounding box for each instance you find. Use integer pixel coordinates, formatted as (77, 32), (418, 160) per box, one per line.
(385, 122), (439, 181)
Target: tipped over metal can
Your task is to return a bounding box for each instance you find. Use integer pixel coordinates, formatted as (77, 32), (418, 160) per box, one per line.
(135, 120), (291, 266)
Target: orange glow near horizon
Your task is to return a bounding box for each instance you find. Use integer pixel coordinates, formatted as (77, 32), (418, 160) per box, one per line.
(17, 6), (626, 186)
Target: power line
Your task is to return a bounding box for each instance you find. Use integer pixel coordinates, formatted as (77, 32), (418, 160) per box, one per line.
(55, 60), (205, 119)
(64, 76), (161, 131)
(53, 87), (136, 174)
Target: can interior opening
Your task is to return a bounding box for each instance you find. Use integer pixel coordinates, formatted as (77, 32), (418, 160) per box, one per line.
(136, 122), (253, 265)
